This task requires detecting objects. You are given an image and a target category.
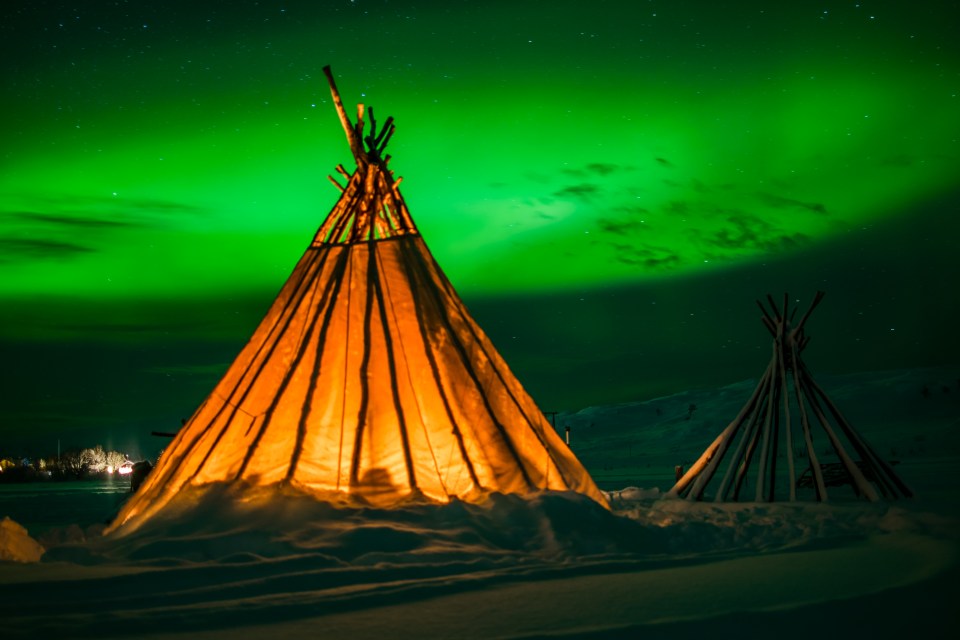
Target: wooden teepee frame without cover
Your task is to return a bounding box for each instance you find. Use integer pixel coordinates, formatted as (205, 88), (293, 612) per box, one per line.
(669, 292), (912, 503)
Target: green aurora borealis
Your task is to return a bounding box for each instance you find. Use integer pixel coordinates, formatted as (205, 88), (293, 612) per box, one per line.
(1, 0), (958, 455)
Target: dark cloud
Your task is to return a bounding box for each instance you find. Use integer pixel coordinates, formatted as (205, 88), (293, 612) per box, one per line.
(124, 197), (206, 214)
(759, 192), (828, 215)
(0, 196), (206, 265)
(11, 211), (143, 229)
(609, 242), (682, 270)
(561, 162), (620, 178)
(554, 183), (600, 200)
(698, 213), (811, 253)
(611, 204), (650, 216)
(585, 162), (619, 175)
(7, 193), (207, 218)
(655, 157), (674, 168)
(0, 237), (95, 261)
(597, 218), (645, 235)
(664, 200), (690, 215)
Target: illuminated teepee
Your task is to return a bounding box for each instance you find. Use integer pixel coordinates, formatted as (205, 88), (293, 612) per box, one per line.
(669, 292), (912, 503)
(107, 67), (606, 533)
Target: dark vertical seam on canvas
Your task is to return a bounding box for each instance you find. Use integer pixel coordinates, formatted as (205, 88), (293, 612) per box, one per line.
(396, 238), (482, 490)
(406, 240), (533, 489)
(235, 247), (350, 479)
(286, 247), (352, 480)
(371, 243), (418, 491)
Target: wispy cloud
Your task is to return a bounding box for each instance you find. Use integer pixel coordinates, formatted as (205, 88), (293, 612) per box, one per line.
(11, 211), (143, 229)
(1, 194), (209, 232)
(609, 242), (682, 270)
(759, 192), (828, 215)
(0, 237), (95, 261)
(597, 218), (645, 235)
(0, 193), (208, 266)
(585, 162), (619, 175)
(697, 213), (811, 252)
(611, 204), (650, 216)
(561, 162), (622, 178)
(15, 193), (207, 217)
(664, 200), (691, 215)
(554, 183), (600, 200)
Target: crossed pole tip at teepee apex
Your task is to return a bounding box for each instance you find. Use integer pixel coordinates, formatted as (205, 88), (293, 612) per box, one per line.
(753, 291), (825, 370)
(314, 65), (415, 244)
(669, 291), (913, 504)
(322, 65), (396, 169)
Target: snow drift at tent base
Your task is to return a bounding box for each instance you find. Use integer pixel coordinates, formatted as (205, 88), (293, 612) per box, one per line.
(1, 470), (958, 639)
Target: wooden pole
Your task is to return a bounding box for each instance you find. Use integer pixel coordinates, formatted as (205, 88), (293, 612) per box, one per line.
(672, 359), (772, 499)
(754, 355), (778, 501)
(757, 300), (778, 337)
(800, 375), (881, 501)
(767, 372), (782, 501)
(777, 342), (797, 500)
(791, 290), (825, 337)
(730, 392), (767, 500)
(322, 65), (365, 163)
(802, 364), (913, 498)
(790, 341), (828, 500)
(714, 369), (772, 501)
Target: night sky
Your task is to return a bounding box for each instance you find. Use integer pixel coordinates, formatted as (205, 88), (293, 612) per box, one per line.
(2, 0), (958, 458)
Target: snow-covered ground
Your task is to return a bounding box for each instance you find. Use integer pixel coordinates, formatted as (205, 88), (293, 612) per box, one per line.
(1, 366), (958, 638)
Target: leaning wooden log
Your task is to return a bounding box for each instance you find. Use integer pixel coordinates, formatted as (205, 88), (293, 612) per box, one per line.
(673, 359), (773, 499)
(790, 341), (828, 500)
(801, 373), (880, 501)
(322, 65), (363, 162)
(754, 366), (778, 501)
(803, 366), (913, 498)
(777, 346), (797, 500)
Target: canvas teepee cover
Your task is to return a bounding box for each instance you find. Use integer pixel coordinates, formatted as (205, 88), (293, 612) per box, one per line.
(108, 67), (605, 533)
(669, 292), (912, 503)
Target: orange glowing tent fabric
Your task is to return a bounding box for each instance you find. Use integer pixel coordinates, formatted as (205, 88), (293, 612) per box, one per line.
(107, 68), (606, 533)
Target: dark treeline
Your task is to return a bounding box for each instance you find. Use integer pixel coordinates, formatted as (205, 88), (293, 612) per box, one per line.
(0, 444), (147, 483)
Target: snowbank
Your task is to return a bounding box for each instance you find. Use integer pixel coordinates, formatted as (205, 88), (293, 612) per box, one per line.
(3, 483), (956, 639)
(2, 366), (957, 637)
(0, 517), (44, 563)
(42, 482), (943, 568)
